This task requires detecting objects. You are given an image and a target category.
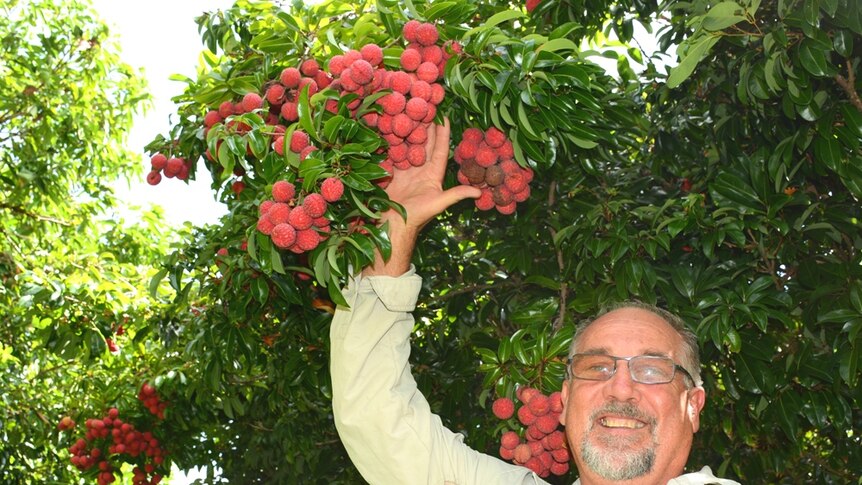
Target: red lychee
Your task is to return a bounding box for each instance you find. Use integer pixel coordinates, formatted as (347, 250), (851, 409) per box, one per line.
(501, 430), (521, 450)
(407, 144), (426, 166)
(300, 59), (320, 76)
(500, 446), (516, 461)
(242, 92), (263, 112)
(429, 83), (445, 105)
(389, 71), (413, 94)
(280, 101), (298, 121)
(204, 110), (222, 128)
(280, 67), (301, 88)
(231, 180), (245, 195)
(296, 228), (320, 251)
(405, 97), (429, 121)
(526, 0), (542, 13)
(475, 190), (495, 210)
(380, 92), (407, 115)
(302, 193), (327, 218)
(218, 100), (234, 118)
(287, 205), (313, 230)
(406, 124), (427, 144)
(410, 80), (432, 101)
(513, 443), (532, 464)
(328, 55), (346, 76)
(267, 202), (292, 225)
(416, 62), (440, 83)
(164, 157), (184, 178)
(290, 131), (310, 153)
(484, 127), (507, 148)
(257, 216), (275, 235)
(320, 178), (344, 202)
(475, 147), (498, 167)
(146, 171), (162, 186)
(400, 48), (422, 72)
(360, 43), (383, 65)
(492, 397), (515, 420)
(415, 23), (439, 46)
(402, 20), (421, 43)
(266, 84), (286, 105)
(150, 153), (167, 170)
(517, 405), (537, 426)
(349, 59), (374, 85)
(392, 113), (414, 138)
(388, 143), (408, 162)
(462, 127), (484, 145)
(271, 223), (297, 249)
(271, 180), (296, 202)
(535, 414), (558, 434)
(259, 200), (274, 215)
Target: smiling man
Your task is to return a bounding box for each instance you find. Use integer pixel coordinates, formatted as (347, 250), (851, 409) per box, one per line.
(330, 120), (740, 484)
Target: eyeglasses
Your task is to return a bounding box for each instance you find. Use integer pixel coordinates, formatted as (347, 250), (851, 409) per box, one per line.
(567, 353), (694, 386)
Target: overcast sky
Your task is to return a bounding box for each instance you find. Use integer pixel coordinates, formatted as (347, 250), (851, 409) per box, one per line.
(92, 1), (235, 228)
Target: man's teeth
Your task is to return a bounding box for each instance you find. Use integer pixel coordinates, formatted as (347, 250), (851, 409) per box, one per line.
(600, 417), (644, 429)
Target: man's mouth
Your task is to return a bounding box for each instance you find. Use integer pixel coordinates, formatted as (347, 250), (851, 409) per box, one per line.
(599, 417), (646, 429)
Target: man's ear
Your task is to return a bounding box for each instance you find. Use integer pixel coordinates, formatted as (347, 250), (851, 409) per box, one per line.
(687, 387), (706, 432)
(559, 380), (570, 426)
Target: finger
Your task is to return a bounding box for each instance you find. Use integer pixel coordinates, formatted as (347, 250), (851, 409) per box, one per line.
(428, 184), (483, 215)
(427, 118), (450, 176)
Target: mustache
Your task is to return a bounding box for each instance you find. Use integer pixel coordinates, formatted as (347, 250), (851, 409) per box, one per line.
(588, 401), (657, 427)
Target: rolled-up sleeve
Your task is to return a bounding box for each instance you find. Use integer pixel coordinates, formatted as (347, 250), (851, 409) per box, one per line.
(331, 269), (546, 485)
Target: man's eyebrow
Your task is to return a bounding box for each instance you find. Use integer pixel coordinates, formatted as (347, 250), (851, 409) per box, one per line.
(578, 347), (611, 355)
(641, 349), (672, 359)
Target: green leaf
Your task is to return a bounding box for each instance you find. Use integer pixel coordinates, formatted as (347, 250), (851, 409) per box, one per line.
(797, 40), (830, 77)
(536, 38), (578, 54)
(463, 10), (525, 39)
(667, 35), (720, 88)
(701, 2), (747, 31)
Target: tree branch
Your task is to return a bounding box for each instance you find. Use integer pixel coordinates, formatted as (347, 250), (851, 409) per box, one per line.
(0, 203), (73, 226)
(547, 180), (568, 332)
(834, 60), (862, 112)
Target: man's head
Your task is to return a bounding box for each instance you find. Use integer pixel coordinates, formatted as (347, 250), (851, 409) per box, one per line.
(559, 302), (706, 484)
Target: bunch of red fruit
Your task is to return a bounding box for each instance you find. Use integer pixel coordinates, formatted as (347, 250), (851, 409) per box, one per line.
(61, 405), (166, 485)
(491, 387), (570, 478)
(138, 382), (168, 420)
(455, 127), (533, 214)
(145, 153), (192, 186)
(256, 178), (344, 252)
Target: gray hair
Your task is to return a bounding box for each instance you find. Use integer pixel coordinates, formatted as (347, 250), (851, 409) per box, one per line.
(567, 301), (703, 387)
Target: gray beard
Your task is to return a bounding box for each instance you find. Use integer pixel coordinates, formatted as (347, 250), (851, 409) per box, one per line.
(580, 402), (658, 481)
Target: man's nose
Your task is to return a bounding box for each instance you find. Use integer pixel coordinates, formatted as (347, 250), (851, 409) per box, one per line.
(603, 360), (640, 402)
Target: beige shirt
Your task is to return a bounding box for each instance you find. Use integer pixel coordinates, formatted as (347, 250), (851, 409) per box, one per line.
(330, 269), (741, 485)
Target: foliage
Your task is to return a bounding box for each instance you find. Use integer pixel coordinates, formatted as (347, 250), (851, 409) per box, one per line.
(0, 0), (168, 483)
(4, 0), (862, 483)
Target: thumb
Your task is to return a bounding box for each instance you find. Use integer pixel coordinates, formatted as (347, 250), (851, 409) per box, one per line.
(432, 184), (483, 214)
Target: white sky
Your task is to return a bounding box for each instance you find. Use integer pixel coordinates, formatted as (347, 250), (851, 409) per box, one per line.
(93, 0), (234, 228)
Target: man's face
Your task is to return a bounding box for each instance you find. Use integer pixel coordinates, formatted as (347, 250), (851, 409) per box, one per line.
(560, 308), (706, 484)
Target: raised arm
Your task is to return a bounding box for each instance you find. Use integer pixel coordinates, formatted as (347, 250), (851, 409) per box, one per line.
(330, 119), (545, 484)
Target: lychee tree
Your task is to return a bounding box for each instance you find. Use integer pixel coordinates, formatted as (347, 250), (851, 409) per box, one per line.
(6, 0), (862, 482)
(138, 0), (860, 482)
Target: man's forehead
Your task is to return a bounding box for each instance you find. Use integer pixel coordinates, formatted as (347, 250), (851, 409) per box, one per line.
(577, 308), (682, 354)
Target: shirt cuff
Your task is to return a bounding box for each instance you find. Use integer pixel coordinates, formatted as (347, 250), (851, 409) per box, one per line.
(352, 265), (423, 312)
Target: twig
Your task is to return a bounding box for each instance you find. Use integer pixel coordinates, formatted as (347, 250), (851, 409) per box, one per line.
(835, 60), (862, 112)
(0, 203), (73, 226)
(547, 180), (568, 332)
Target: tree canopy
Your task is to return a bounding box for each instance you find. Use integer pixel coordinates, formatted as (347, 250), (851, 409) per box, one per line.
(2, 0), (860, 483)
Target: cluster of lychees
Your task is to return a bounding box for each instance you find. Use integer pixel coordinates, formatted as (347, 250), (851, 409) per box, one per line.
(145, 153), (192, 186)
(138, 382), (168, 420)
(256, 178), (344, 252)
(61, 404), (166, 485)
(454, 127), (533, 214)
(491, 387), (570, 478)
(321, 20), (457, 181)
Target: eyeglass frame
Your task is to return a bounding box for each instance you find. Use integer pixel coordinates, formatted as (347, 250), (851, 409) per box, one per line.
(566, 353), (696, 387)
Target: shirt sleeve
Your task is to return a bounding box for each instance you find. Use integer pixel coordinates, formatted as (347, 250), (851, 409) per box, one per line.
(330, 269), (547, 485)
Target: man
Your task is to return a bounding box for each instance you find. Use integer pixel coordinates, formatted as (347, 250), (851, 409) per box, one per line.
(330, 119), (739, 484)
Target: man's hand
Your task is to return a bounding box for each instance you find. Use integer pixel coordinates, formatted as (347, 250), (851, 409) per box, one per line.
(364, 118), (481, 276)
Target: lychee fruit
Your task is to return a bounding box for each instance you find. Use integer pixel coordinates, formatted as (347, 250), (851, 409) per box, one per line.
(271, 223), (297, 249)
(146, 171), (161, 185)
(257, 216), (275, 235)
(415, 23), (439, 46)
(402, 20), (421, 43)
(266, 84), (286, 105)
(218, 101), (234, 118)
(290, 130), (310, 153)
(392, 113), (414, 138)
(271, 180), (296, 202)
(349, 59), (374, 85)
(300, 59), (320, 76)
(287, 206), (313, 230)
(360, 43), (383, 65)
(380, 92), (407, 115)
(328, 55), (346, 76)
(484, 127), (506, 148)
(405, 97), (429, 121)
(204, 110), (222, 128)
(302, 193), (327, 218)
(242, 92), (263, 112)
(296, 228), (320, 251)
(400, 48), (422, 72)
(492, 397), (515, 420)
(501, 431), (520, 450)
(267, 202), (292, 225)
(416, 62), (440, 83)
(164, 157), (184, 178)
(513, 443), (532, 464)
(150, 153), (168, 171)
(280, 101), (299, 121)
(320, 178), (344, 202)
(389, 71), (413, 94)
